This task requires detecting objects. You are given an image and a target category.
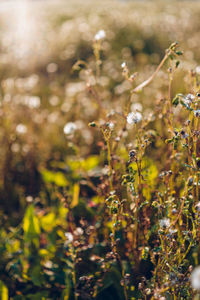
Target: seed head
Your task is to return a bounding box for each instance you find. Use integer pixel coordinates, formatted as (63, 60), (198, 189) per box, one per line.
(94, 30), (106, 41)
(127, 112), (142, 125)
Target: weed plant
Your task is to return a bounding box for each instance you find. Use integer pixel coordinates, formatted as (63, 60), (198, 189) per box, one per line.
(0, 2), (200, 299)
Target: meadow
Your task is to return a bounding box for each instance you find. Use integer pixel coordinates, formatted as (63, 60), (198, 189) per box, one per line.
(0, 0), (200, 299)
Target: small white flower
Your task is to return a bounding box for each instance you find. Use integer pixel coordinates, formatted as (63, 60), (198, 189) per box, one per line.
(196, 66), (200, 74)
(27, 96), (40, 109)
(16, 124), (27, 134)
(160, 218), (170, 229)
(168, 228), (177, 235)
(127, 112), (142, 125)
(74, 227), (84, 235)
(191, 266), (200, 290)
(183, 93), (195, 106)
(94, 30), (106, 41)
(121, 62), (126, 68)
(63, 122), (77, 135)
(65, 232), (73, 244)
(108, 122), (114, 130)
(131, 102), (143, 112)
(185, 94), (195, 102)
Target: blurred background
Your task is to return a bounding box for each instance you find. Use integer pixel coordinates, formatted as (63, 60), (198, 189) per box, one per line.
(0, 0), (200, 224)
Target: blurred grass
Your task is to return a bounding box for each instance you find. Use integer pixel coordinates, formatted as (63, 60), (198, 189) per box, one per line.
(0, 1), (200, 299)
(0, 0), (200, 221)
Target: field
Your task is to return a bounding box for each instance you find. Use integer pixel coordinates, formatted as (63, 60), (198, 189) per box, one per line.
(0, 0), (200, 299)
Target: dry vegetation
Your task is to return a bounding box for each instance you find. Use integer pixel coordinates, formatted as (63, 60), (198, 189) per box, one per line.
(0, 1), (200, 299)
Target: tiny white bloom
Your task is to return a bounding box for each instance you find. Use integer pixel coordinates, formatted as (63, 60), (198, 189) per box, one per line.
(121, 62), (126, 68)
(186, 94), (195, 102)
(127, 112), (142, 125)
(196, 66), (200, 74)
(108, 122), (114, 130)
(74, 227), (84, 235)
(184, 93), (195, 106)
(16, 124), (27, 134)
(94, 30), (106, 41)
(131, 102), (143, 112)
(191, 266), (200, 290)
(28, 96), (40, 109)
(168, 228), (177, 235)
(65, 232), (73, 244)
(160, 218), (170, 229)
(63, 122), (76, 135)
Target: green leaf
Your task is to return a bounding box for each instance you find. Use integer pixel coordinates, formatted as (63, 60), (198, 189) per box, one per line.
(30, 265), (44, 287)
(41, 169), (68, 187)
(172, 95), (179, 106)
(67, 155), (100, 172)
(23, 205), (40, 245)
(71, 183), (80, 208)
(40, 212), (55, 232)
(0, 281), (8, 300)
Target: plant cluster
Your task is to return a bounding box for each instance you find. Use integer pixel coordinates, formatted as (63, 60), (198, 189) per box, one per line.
(0, 2), (200, 299)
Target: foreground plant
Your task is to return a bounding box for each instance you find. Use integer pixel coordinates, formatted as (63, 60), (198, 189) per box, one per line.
(1, 31), (200, 300)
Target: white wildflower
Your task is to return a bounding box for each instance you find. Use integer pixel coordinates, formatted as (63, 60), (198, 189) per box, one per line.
(74, 227), (84, 235)
(127, 112), (142, 125)
(63, 122), (77, 135)
(131, 102), (143, 112)
(186, 93), (195, 102)
(121, 62), (126, 68)
(27, 96), (40, 109)
(184, 93), (195, 106)
(160, 218), (170, 229)
(16, 124), (27, 134)
(94, 30), (106, 41)
(65, 232), (73, 244)
(168, 228), (177, 235)
(191, 266), (200, 290)
(47, 63), (58, 73)
(196, 66), (200, 74)
(108, 122), (114, 130)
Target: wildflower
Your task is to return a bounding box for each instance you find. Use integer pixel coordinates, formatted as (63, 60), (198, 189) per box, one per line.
(131, 102), (143, 112)
(121, 62), (126, 68)
(191, 266), (200, 290)
(108, 122), (114, 130)
(196, 66), (200, 74)
(94, 30), (106, 41)
(65, 232), (73, 244)
(63, 122), (76, 135)
(27, 96), (40, 108)
(168, 228), (177, 236)
(46, 62), (58, 73)
(127, 112), (142, 125)
(160, 218), (170, 229)
(26, 196), (33, 203)
(185, 93), (195, 103)
(16, 124), (27, 134)
(193, 110), (200, 117)
(74, 227), (84, 235)
(183, 93), (195, 107)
